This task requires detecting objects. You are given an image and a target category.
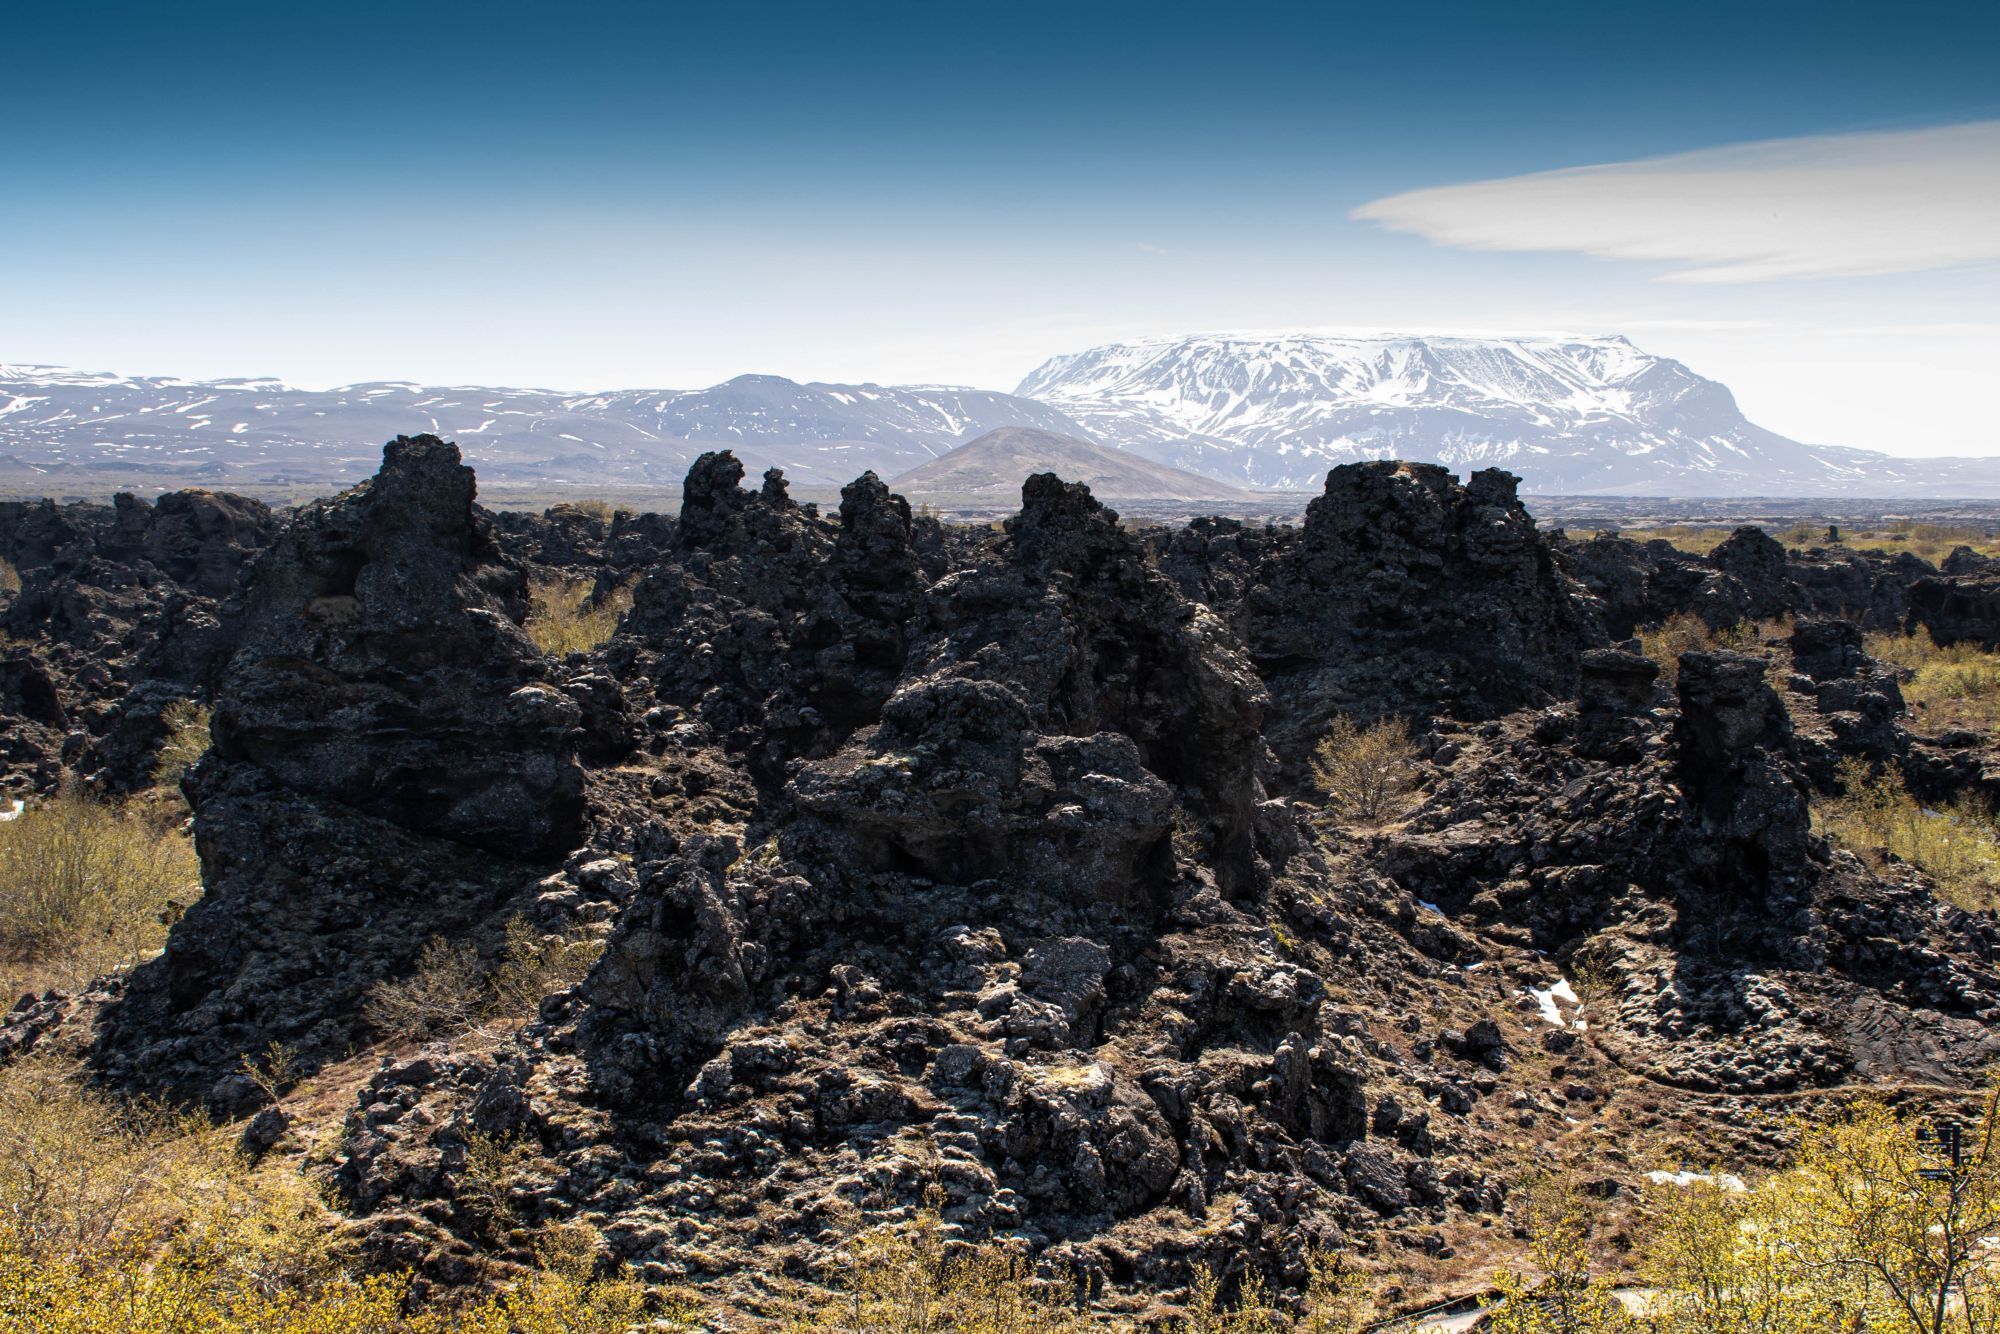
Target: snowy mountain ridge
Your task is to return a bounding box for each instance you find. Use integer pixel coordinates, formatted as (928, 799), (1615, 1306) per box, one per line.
(0, 368), (1092, 491)
(3, 336), (1995, 498)
(1015, 332), (1960, 496)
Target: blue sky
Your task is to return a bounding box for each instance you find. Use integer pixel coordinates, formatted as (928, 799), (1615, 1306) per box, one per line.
(5, 0), (1998, 454)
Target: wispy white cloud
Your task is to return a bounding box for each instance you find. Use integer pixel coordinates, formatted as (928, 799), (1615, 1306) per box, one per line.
(1352, 121), (2000, 283)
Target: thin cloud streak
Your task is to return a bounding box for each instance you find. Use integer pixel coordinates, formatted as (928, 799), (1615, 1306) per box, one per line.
(1352, 121), (2000, 283)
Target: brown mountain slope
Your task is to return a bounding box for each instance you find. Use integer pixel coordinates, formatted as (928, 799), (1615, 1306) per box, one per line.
(892, 425), (1251, 500)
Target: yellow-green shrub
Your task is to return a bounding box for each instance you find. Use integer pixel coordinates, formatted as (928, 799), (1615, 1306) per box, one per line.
(1816, 758), (2000, 911)
(1867, 630), (2000, 732)
(524, 577), (630, 657)
(366, 916), (602, 1043)
(1637, 613), (1792, 689)
(783, 1193), (1086, 1332)
(0, 1057), (340, 1296)
(0, 789), (200, 991)
(1483, 1179), (1637, 1334)
(152, 699), (212, 791)
(1310, 715), (1421, 826)
(0, 1056), (653, 1332)
(1644, 1086), (2000, 1334)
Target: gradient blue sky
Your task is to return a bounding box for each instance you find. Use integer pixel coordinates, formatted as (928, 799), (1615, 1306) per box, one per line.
(6, 0), (1999, 454)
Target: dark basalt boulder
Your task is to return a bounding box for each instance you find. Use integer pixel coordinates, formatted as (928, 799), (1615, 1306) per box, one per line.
(489, 502), (676, 575)
(1564, 529), (1939, 643)
(0, 486), (278, 793)
(1942, 546), (1996, 577)
(1239, 462), (1604, 756)
(1672, 650), (1814, 897)
(90, 437), (587, 1107)
(1566, 534), (1750, 637)
(1789, 547), (1932, 631)
(1710, 527), (1798, 622)
(209, 435), (583, 858)
(797, 472), (1274, 898)
(613, 453), (923, 772)
(1790, 617), (1869, 682)
(1909, 573), (2000, 649)
(107, 489), (276, 599)
(1578, 647), (1661, 715)
(0, 496), (100, 575)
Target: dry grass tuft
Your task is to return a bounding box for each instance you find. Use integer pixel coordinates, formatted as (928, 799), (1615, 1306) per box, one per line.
(0, 789), (200, 994)
(1816, 757), (2000, 912)
(1636, 613), (1793, 689)
(151, 699), (212, 791)
(524, 576), (630, 657)
(564, 497), (617, 522)
(0, 558), (19, 599)
(366, 915), (601, 1043)
(1867, 629), (2000, 732)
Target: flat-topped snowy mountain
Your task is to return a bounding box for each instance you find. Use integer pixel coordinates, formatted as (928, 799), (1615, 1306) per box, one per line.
(1017, 333), (1994, 496)
(0, 366), (1090, 492)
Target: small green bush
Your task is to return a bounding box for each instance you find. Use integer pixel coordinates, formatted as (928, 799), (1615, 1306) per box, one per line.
(1311, 715), (1421, 826)
(524, 576), (630, 657)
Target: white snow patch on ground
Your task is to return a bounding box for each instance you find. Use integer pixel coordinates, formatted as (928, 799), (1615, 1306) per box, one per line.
(1526, 978), (1583, 1028)
(0, 800), (23, 822)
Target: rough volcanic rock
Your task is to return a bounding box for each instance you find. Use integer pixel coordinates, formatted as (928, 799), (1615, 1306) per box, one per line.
(613, 453), (923, 774)
(1672, 650), (1813, 898)
(1708, 527), (1798, 622)
(1910, 573), (2000, 649)
(11, 444), (2000, 1312)
(1566, 534), (1751, 637)
(89, 437), (589, 1107)
(1790, 546), (1933, 631)
(0, 487), (277, 791)
(1236, 462), (1604, 756)
(206, 437), (583, 856)
(1564, 530), (1935, 640)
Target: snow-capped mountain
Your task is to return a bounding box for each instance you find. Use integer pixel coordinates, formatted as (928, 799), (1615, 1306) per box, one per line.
(4, 338), (1995, 499)
(0, 367), (1090, 492)
(1016, 333), (1994, 496)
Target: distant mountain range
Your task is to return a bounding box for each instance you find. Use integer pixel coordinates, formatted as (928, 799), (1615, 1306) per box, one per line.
(1017, 334), (1995, 497)
(0, 366), (1085, 491)
(3, 336), (1994, 498)
(893, 427), (1249, 501)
